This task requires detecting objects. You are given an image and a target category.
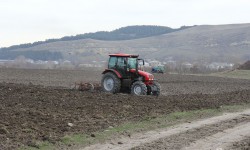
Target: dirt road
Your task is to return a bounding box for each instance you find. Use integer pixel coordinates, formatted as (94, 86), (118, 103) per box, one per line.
(83, 109), (250, 150)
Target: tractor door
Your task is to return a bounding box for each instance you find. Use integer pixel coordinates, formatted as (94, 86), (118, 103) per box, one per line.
(116, 57), (128, 78)
(108, 56), (117, 69)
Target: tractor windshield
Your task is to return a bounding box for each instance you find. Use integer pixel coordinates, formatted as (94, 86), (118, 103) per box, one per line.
(128, 58), (137, 69)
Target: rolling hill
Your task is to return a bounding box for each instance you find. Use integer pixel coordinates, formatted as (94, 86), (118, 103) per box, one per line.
(1, 23), (250, 63)
(1, 25), (192, 51)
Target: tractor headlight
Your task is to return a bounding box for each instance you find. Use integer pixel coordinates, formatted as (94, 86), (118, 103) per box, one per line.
(149, 75), (154, 80)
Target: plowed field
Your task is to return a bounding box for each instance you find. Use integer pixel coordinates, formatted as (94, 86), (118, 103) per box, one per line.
(0, 68), (250, 149)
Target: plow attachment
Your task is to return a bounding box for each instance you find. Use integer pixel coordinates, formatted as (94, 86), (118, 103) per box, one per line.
(74, 82), (101, 91)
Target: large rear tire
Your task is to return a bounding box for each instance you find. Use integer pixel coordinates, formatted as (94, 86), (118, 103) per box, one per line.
(101, 72), (121, 94)
(131, 81), (147, 96)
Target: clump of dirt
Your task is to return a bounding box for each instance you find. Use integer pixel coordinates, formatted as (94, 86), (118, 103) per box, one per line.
(1, 82), (250, 149)
(238, 60), (250, 70)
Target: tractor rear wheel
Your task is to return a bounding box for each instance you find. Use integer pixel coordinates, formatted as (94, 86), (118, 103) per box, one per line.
(101, 72), (121, 93)
(131, 81), (147, 96)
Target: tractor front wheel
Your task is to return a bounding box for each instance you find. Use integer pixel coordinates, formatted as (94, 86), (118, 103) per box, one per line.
(131, 81), (147, 96)
(151, 81), (161, 96)
(101, 72), (121, 94)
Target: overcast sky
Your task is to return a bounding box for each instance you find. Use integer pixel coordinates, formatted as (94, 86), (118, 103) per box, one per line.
(1, 0), (250, 47)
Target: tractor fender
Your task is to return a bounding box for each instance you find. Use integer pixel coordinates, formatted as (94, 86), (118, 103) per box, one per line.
(102, 69), (122, 78)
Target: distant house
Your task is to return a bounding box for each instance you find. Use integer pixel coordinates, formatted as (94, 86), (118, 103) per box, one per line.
(25, 59), (34, 64)
(182, 62), (193, 69)
(149, 60), (161, 67)
(78, 64), (94, 67)
(0, 59), (14, 64)
(63, 60), (71, 65)
(144, 62), (150, 67)
(35, 60), (47, 64)
(208, 62), (234, 70)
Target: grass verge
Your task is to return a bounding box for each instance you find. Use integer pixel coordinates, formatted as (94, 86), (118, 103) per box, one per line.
(209, 69), (250, 80)
(21, 103), (250, 150)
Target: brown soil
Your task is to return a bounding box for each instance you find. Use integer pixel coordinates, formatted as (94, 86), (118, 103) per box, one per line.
(1, 68), (250, 95)
(0, 68), (250, 149)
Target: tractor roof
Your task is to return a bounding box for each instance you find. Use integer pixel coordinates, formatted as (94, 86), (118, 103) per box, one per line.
(109, 53), (139, 58)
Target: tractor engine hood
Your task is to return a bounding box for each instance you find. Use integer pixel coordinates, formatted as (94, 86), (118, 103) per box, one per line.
(129, 69), (154, 81)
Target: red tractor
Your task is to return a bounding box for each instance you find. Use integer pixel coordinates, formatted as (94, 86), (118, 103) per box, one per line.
(101, 53), (161, 96)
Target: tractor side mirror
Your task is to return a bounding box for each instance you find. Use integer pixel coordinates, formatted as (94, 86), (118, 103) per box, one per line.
(138, 59), (145, 65)
(137, 59), (145, 71)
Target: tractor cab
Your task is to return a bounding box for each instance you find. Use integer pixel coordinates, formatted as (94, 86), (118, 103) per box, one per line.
(107, 54), (144, 78)
(101, 53), (161, 96)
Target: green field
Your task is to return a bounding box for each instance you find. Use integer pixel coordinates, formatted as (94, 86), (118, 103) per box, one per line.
(210, 69), (250, 80)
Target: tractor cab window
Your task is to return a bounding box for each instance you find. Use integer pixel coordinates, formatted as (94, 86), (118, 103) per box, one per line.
(128, 58), (137, 69)
(108, 57), (117, 69)
(117, 57), (126, 68)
